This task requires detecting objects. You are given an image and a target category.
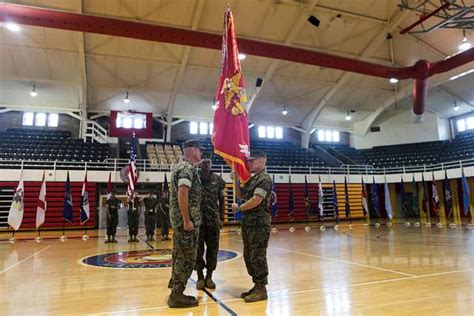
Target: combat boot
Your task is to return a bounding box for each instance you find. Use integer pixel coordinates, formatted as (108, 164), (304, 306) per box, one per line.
(244, 285), (267, 303)
(240, 285), (256, 298)
(167, 292), (199, 308)
(128, 237), (133, 243)
(205, 271), (216, 289)
(196, 271), (205, 290)
(111, 236), (118, 243)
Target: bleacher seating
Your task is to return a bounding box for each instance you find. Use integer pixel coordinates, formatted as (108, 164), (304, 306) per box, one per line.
(145, 142), (184, 166)
(143, 132), (474, 169)
(0, 128), (109, 162)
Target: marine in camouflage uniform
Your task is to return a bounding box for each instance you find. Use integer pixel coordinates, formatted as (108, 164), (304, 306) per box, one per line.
(195, 158), (226, 290)
(105, 192), (121, 243)
(233, 150), (272, 303)
(127, 195), (141, 242)
(143, 193), (158, 242)
(167, 140), (203, 308)
(159, 191), (171, 240)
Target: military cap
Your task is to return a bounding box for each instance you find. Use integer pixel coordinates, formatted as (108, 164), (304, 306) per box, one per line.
(247, 150), (267, 160)
(183, 139), (203, 150)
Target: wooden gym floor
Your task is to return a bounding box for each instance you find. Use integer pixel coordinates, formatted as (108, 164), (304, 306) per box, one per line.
(1, 223), (474, 315)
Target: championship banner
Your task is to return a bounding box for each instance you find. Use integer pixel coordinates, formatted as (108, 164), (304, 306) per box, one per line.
(212, 7), (251, 183)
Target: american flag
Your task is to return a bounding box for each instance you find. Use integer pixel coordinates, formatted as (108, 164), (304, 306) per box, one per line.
(127, 132), (138, 199)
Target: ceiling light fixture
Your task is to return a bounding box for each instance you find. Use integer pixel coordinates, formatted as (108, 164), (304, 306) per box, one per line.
(345, 110), (352, 121)
(123, 91), (130, 104)
(389, 78), (399, 83)
(6, 23), (21, 32)
(458, 30), (471, 52)
(282, 105), (288, 116)
(30, 82), (38, 97)
(453, 100), (459, 111)
(238, 53), (246, 60)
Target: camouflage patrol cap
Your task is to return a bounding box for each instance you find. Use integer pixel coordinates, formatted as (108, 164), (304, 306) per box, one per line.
(183, 139), (203, 150)
(247, 150), (267, 160)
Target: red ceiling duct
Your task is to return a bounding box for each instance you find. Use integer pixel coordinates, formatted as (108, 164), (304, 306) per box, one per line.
(1, 3), (473, 118)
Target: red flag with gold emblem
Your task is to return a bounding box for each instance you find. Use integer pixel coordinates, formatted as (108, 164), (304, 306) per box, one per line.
(212, 7), (251, 183)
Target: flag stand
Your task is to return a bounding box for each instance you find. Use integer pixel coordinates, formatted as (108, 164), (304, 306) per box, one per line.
(60, 221), (67, 241)
(82, 226), (89, 241)
(9, 229), (16, 243)
(35, 227), (42, 243)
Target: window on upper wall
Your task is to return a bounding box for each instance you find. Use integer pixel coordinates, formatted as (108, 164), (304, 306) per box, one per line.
(275, 127), (283, 139)
(456, 116), (474, 132)
(189, 121), (198, 135)
(258, 126), (266, 138)
(267, 126), (275, 139)
(22, 112), (34, 126)
(317, 129), (340, 143)
(258, 125), (284, 139)
(48, 113), (59, 127)
(189, 121), (213, 135)
(23, 112), (60, 127)
(35, 113), (47, 127)
(199, 122), (208, 135)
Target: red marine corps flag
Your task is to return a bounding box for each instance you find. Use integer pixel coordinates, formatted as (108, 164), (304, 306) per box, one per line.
(212, 6), (251, 183)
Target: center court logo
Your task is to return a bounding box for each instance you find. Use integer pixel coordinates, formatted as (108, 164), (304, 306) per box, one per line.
(80, 249), (239, 269)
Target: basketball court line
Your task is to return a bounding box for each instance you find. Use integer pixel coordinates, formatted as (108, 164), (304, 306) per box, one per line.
(139, 235), (239, 316)
(0, 246), (51, 274)
(229, 236), (416, 277)
(270, 245), (417, 277)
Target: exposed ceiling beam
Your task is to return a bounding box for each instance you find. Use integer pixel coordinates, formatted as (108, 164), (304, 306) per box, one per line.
(246, 0), (320, 112)
(0, 103), (81, 118)
(354, 63), (474, 135)
(302, 9), (411, 131)
(315, 4), (388, 24)
(438, 86), (474, 109)
(165, 0), (206, 141)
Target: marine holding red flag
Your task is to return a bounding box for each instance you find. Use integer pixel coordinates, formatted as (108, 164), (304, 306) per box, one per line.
(212, 7), (251, 183)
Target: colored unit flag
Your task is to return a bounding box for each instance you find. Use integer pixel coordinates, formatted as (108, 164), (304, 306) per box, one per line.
(270, 175), (278, 219)
(80, 172), (90, 225)
(412, 176), (419, 218)
(36, 171), (47, 229)
(443, 170), (453, 220)
(63, 171), (73, 223)
(432, 175), (440, 215)
(371, 178), (381, 218)
(361, 177), (368, 216)
(304, 176), (313, 217)
(288, 176), (295, 220)
(461, 170), (471, 216)
(421, 174), (429, 216)
(344, 176), (350, 218)
(8, 179), (24, 231)
(318, 177), (324, 219)
(384, 180), (393, 220)
(333, 180), (339, 223)
(106, 172), (112, 200)
(127, 132), (138, 199)
(212, 7), (251, 183)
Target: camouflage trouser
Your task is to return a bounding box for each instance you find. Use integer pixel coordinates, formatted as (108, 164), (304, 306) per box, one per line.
(145, 212), (156, 236)
(241, 211), (271, 285)
(171, 226), (199, 293)
(195, 223), (220, 272)
(106, 212), (118, 236)
(127, 211), (139, 236)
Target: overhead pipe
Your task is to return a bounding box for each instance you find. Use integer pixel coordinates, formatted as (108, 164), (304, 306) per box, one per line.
(1, 3), (473, 117)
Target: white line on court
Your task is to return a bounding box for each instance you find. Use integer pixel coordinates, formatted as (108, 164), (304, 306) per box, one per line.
(270, 245), (416, 277)
(0, 246), (51, 274)
(229, 236), (415, 277)
(265, 266), (474, 299)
